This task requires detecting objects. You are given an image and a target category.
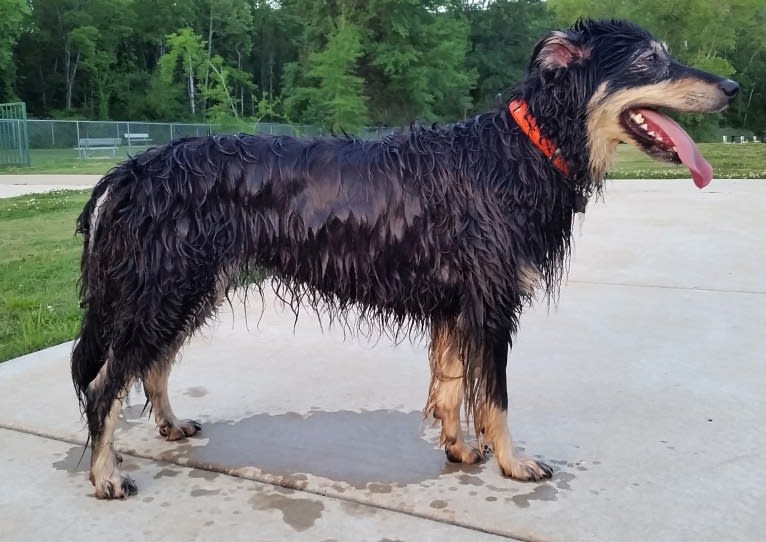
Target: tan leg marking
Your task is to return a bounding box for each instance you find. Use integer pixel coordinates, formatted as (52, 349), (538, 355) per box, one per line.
(90, 396), (137, 499)
(425, 323), (482, 465)
(478, 403), (552, 481)
(143, 363), (201, 441)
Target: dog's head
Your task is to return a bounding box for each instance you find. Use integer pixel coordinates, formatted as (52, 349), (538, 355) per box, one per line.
(522, 19), (738, 187)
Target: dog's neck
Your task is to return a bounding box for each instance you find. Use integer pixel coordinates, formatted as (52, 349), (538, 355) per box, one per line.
(511, 78), (602, 189)
(508, 99), (569, 176)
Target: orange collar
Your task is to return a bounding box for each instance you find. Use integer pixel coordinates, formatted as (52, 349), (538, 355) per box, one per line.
(508, 99), (569, 176)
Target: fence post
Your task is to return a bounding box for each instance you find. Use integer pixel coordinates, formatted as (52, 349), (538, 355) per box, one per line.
(20, 104), (29, 165)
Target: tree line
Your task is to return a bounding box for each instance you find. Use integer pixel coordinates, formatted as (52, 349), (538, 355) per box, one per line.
(2, 0), (764, 137)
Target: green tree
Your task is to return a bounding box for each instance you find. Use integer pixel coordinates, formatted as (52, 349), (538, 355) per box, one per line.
(157, 29), (208, 117)
(282, 0), (475, 127)
(282, 0), (370, 131)
(307, 22), (369, 132)
(0, 0), (30, 102)
(465, 0), (555, 111)
(156, 28), (256, 123)
(14, 0), (135, 117)
(724, 2), (766, 135)
(204, 54), (257, 123)
(363, 0), (475, 123)
(198, 0), (253, 117)
(131, 0), (197, 69)
(250, 1), (301, 106)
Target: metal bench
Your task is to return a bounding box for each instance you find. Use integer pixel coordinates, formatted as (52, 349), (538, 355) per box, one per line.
(124, 133), (152, 146)
(74, 137), (122, 158)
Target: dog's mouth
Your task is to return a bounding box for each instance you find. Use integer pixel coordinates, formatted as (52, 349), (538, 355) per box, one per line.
(619, 108), (713, 188)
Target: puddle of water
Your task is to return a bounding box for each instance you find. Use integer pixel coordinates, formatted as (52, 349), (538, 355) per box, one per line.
(154, 468), (181, 479)
(184, 386), (208, 398)
(52, 446), (90, 473)
(189, 469), (219, 481)
(511, 484), (559, 508)
(182, 409), (448, 487)
(249, 490), (324, 532)
(456, 474), (484, 486)
(190, 488), (221, 497)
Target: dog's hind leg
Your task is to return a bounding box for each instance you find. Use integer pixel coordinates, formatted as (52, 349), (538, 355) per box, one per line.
(476, 332), (553, 482)
(85, 352), (137, 499)
(84, 285), (217, 498)
(143, 357), (201, 441)
(426, 321), (483, 464)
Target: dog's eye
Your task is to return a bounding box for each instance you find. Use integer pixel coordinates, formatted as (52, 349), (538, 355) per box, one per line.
(636, 51), (663, 68)
(641, 51), (659, 63)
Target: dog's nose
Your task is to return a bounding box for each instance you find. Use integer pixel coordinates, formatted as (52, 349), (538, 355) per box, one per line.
(720, 79), (739, 100)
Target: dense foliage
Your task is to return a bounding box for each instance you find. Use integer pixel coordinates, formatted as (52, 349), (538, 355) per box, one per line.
(3, 0), (765, 135)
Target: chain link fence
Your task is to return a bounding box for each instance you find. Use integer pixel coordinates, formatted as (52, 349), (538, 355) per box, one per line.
(29, 120), (208, 151)
(27, 119), (394, 152)
(0, 102), (30, 166)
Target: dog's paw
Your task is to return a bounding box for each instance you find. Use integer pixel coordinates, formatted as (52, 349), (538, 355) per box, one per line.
(500, 455), (553, 482)
(158, 418), (202, 441)
(445, 442), (484, 464)
(94, 471), (138, 499)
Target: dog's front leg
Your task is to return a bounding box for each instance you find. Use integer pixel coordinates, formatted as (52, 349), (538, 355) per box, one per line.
(477, 331), (553, 481)
(426, 320), (483, 464)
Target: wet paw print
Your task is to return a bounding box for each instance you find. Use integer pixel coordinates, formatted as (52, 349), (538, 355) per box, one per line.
(482, 444), (494, 457)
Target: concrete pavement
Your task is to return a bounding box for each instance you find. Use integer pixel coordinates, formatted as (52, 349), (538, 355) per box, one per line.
(0, 179), (764, 541)
(0, 174), (99, 197)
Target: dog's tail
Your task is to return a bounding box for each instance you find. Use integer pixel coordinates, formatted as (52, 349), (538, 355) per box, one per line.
(71, 169), (122, 410)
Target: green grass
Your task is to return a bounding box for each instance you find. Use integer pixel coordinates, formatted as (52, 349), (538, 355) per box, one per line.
(607, 143), (766, 179)
(0, 190), (90, 361)
(1, 148), (132, 175)
(1, 143), (764, 179)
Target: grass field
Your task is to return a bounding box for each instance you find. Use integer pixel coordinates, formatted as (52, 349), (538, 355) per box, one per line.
(1, 142), (765, 178)
(1, 148), (135, 175)
(0, 190), (90, 361)
(610, 143), (766, 179)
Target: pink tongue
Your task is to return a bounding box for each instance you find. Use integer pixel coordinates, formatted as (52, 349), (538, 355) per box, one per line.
(638, 109), (713, 188)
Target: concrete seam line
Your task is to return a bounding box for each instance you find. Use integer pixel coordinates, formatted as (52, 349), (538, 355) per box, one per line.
(0, 423), (534, 542)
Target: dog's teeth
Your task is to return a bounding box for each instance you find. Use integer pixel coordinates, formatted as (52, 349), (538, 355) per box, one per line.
(640, 123), (649, 131)
(631, 113), (645, 124)
(648, 131), (657, 137)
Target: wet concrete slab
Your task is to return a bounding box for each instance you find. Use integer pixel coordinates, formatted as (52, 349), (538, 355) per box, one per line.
(3, 429), (509, 542)
(0, 180), (764, 540)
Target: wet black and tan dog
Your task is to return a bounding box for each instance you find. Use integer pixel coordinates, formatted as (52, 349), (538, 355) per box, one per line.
(72, 19), (738, 498)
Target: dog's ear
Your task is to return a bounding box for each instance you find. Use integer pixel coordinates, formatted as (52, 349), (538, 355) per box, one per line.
(531, 31), (590, 71)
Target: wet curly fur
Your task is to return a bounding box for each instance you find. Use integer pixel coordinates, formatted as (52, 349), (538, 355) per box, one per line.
(72, 19), (737, 498)
(72, 108), (592, 424)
